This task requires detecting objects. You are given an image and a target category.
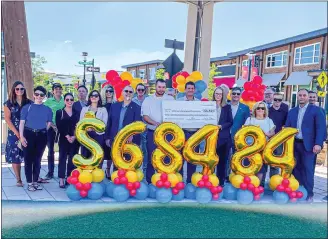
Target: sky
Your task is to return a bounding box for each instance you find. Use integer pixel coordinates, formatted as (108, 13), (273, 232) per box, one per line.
(25, 2), (327, 75)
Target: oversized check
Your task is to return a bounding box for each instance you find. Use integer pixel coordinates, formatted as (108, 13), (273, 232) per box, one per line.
(162, 101), (218, 129)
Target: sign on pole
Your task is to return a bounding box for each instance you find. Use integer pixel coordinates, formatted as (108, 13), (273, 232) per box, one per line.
(317, 71), (328, 88)
(87, 66), (100, 72)
(78, 61), (93, 66)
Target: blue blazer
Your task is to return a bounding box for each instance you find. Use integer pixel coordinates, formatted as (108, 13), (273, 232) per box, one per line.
(218, 104), (233, 145)
(230, 103), (250, 140)
(105, 101), (141, 145)
(285, 104), (326, 151)
(72, 101), (83, 116)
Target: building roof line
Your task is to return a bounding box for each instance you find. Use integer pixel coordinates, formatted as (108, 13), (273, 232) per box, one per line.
(121, 59), (164, 68)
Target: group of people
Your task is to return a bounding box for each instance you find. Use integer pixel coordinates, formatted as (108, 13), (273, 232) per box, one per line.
(4, 79), (327, 203)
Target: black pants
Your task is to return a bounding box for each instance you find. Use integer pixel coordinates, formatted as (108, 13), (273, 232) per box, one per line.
(47, 127), (56, 175)
(58, 138), (79, 179)
(23, 128), (47, 183)
(216, 139), (231, 186)
(180, 131), (198, 183)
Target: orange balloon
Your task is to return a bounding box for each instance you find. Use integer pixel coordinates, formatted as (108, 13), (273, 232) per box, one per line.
(120, 72), (133, 82)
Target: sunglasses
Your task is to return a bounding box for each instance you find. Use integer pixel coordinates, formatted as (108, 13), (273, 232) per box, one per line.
(15, 88), (25, 91)
(90, 94), (99, 98)
(274, 98), (282, 102)
(232, 92), (241, 96)
(106, 89), (114, 93)
(65, 98), (74, 102)
(34, 93), (45, 97)
(256, 107), (265, 110)
(137, 89), (145, 92)
(124, 90), (133, 94)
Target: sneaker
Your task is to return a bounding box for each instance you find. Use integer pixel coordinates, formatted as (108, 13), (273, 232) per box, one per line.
(33, 183), (43, 190)
(44, 173), (54, 180)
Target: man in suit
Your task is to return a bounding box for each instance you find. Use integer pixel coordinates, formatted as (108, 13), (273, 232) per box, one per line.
(264, 88), (289, 111)
(285, 89), (326, 203)
(73, 85), (88, 116)
(105, 85), (141, 149)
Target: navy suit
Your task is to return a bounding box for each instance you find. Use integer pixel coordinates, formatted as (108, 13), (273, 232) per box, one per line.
(72, 101), (83, 116)
(285, 104), (326, 197)
(216, 104), (233, 186)
(230, 103), (250, 150)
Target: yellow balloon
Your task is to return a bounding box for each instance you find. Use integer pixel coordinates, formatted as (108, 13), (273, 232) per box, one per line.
(231, 125), (266, 176)
(269, 174), (283, 191)
(111, 170), (118, 181)
(227, 91), (231, 101)
(120, 71), (133, 82)
(263, 128), (298, 178)
(152, 123), (185, 174)
(78, 171), (93, 184)
(175, 172), (183, 182)
(112, 122), (146, 171)
(92, 168), (105, 182)
(131, 78), (143, 90)
(183, 125), (219, 175)
(191, 172), (203, 186)
(230, 174), (244, 188)
(229, 172), (235, 181)
(186, 76), (197, 83)
(177, 84), (185, 93)
(176, 75), (186, 85)
(250, 175), (260, 187)
(118, 95), (124, 102)
(190, 71), (203, 80)
(289, 177), (300, 191)
(209, 174), (219, 186)
(151, 173), (161, 185)
(126, 170), (138, 183)
(136, 169), (144, 181)
(73, 112), (105, 170)
(168, 173), (179, 187)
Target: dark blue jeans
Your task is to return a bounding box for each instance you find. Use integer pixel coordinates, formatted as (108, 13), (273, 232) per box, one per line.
(47, 127), (56, 175)
(58, 139), (79, 178)
(216, 139), (231, 186)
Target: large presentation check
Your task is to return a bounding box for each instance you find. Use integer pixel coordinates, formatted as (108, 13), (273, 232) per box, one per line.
(162, 101), (218, 129)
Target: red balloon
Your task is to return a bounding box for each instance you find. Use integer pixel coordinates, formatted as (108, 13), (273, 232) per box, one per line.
(83, 182), (92, 191)
(282, 179), (290, 187)
(71, 170), (80, 178)
(181, 71), (189, 78)
(241, 91), (249, 101)
(254, 195), (261, 201)
(217, 186), (223, 193)
(201, 98), (209, 101)
(156, 180), (164, 188)
(114, 177), (120, 185)
(202, 175), (209, 181)
(249, 96), (255, 101)
(113, 76), (122, 85)
(172, 75), (177, 83)
(106, 70), (119, 82)
(126, 182), (133, 190)
(197, 180), (205, 188)
(134, 181), (141, 189)
(119, 177), (128, 185)
(244, 82), (252, 90)
(130, 189), (136, 196)
(296, 191), (303, 199)
(253, 76), (263, 85)
(164, 181), (171, 188)
(247, 183), (255, 192)
(212, 194), (219, 200)
(118, 169), (126, 177)
(290, 191), (297, 199)
(66, 176), (73, 184)
(243, 176), (251, 184)
(122, 80), (130, 86)
(80, 190), (88, 198)
(205, 181), (212, 188)
(258, 186), (264, 194)
(240, 183), (247, 190)
(210, 187), (217, 194)
(173, 82), (178, 89)
(70, 177), (78, 185)
(253, 187), (260, 195)
(75, 182), (83, 191)
(172, 188), (179, 195)
(160, 173), (168, 182)
(276, 185), (285, 192)
(176, 182), (185, 190)
(285, 187), (292, 194)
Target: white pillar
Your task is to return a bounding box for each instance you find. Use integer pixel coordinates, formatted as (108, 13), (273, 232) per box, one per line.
(183, 3), (197, 73)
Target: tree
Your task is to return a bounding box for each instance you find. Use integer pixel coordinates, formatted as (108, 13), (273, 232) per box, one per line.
(155, 69), (165, 80)
(208, 63), (220, 99)
(32, 55), (54, 94)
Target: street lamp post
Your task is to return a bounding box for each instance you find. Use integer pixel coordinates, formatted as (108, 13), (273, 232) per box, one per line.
(82, 52), (88, 85)
(246, 50), (256, 82)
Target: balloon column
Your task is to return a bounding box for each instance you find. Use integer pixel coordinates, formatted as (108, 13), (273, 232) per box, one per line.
(102, 70), (143, 101)
(172, 71), (207, 100)
(241, 75), (266, 109)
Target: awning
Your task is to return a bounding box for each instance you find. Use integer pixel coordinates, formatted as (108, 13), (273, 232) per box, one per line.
(262, 73), (285, 86)
(213, 76), (235, 88)
(284, 71), (313, 86)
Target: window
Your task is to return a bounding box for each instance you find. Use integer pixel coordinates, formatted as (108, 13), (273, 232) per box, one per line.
(149, 67), (155, 80)
(294, 43), (320, 65)
(130, 70), (136, 78)
(139, 69), (145, 79)
(266, 51), (287, 68)
(242, 60), (249, 67)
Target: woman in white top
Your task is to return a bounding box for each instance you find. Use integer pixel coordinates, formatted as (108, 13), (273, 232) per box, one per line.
(244, 101), (275, 183)
(80, 90), (108, 164)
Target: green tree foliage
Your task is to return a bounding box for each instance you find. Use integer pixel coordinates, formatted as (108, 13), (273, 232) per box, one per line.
(155, 69), (165, 80)
(208, 63), (220, 99)
(32, 55), (53, 94)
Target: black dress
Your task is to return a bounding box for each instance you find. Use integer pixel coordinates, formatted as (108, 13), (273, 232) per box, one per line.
(103, 102), (113, 167)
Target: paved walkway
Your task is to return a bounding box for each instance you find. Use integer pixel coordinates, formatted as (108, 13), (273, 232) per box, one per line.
(1, 162), (327, 203)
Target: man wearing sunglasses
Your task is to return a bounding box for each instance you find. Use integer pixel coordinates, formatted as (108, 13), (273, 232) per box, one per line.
(43, 83), (65, 180)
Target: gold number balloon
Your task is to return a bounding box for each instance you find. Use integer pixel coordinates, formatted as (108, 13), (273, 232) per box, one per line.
(231, 125), (266, 176)
(263, 127), (298, 179)
(111, 121), (146, 170)
(73, 112), (106, 170)
(152, 122), (185, 174)
(183, 125), (220, 175)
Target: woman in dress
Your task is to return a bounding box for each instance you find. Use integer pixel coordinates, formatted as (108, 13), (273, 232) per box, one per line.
(80, 90), (108, 165)
(244, 101), (275, 183)
(101, 85), (116, 178)
(4, 81), (32, 187)
(56, 93), (79, 188)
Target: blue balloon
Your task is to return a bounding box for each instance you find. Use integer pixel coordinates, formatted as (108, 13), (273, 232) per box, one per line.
(297, 186), (308, 201)
(196, 188), (212, 204)
(113, 185), (130, 202)
(185, 183), (197, 199)
(172, 189), (185, 201)
(195, 80), (207, 93)
(156, 188), (172, 203)
(194, 92), (202, 100)
(273, 191), (289, 204)
(223, 183), (237, 200)
(66, 185), (82, 201)
(148, 184), (157, 199)
(106, 182), (115, 198)
(176, 93), (185, 99)
(135, 182), (149, 200)
(100, 181), (108, 196)
(88, 183), (104, 200)
(237, 189), (254, 205)
(218, 191), (224, 200)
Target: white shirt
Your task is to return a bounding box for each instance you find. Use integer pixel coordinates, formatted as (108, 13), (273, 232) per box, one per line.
(141, 94), (175, 130)
(231, 103), (239, 119)
(217, 106), (222, 122)
(296, 103), (309, 139)
(245, 117), (275, 139)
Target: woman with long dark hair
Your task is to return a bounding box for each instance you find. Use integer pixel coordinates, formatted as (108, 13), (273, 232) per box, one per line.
(56, 93), (79, 188)
(80, 90), (108, 163)
(4, 81), (32, 187)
